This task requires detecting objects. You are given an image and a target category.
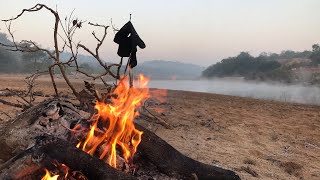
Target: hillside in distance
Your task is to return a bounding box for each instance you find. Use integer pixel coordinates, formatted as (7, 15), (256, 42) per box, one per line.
(60, 53), (204, 80)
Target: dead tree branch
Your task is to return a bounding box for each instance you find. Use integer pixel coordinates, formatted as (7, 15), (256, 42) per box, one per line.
(1, 4), (79, 98)
(77, 22), (122, 80)
(24, 71), (49, 102)
(0, 3), (133, 111)
(0, 70), (48, 110)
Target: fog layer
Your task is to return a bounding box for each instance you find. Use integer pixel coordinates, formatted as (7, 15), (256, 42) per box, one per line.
(148, 79), (320, 105)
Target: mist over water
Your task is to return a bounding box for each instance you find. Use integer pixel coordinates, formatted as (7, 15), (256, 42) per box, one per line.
(148, 79), (320, 105)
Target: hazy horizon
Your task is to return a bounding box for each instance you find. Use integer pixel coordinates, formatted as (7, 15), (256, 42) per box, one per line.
(1, 0), (320, 66)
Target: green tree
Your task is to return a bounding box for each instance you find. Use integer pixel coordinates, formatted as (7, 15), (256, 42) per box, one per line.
(20, 42), (51, 73)
(310, 44), (320, 65)
(79, 63), (94, 74)
(0, 32), (20, 73)
(202, 52), (282, 80)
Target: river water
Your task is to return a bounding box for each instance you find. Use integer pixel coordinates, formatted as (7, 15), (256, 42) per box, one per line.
(147, 79), (320, 105)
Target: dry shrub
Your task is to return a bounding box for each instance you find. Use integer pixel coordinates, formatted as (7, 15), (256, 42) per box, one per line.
(280, 161), (303, 177)
(240, 166), (259, 177)
(270, 131), (279, 141)
(243, 158), (256, 165)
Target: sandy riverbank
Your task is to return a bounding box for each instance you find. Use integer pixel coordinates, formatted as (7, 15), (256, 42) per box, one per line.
(0, 74), (319, 179)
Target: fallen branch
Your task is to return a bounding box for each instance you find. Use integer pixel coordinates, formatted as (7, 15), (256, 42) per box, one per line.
(24, 71), (49, 102)
(142, 101), (172, 129)
(0, 99), (26, 109)
(5, 88), (32, 107)
(0, 110), (12, 119)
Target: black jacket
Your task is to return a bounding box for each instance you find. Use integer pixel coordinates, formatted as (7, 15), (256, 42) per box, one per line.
(114, 21), (146, 68)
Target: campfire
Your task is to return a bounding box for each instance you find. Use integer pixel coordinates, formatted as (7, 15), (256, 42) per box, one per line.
(75, 74), (149, 169)
(0, 3), (240, 180)
(0, 75), (239, 180)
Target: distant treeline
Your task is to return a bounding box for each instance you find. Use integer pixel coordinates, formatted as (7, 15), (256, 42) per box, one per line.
(202, 44), (320, 84)
(0, 32), (104, 74)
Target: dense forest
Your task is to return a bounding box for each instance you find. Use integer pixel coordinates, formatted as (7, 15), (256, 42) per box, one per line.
(202, 45), (320, 84)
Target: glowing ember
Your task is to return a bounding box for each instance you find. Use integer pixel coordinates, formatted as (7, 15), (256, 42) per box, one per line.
(60, 164), (69, 179)
(41, 169), (59, 180)
(40, 162), (85, 180)
(76, 74), (150, 168)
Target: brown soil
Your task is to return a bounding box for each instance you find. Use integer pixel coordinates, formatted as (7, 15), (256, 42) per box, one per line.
(0, 74), (319, 180)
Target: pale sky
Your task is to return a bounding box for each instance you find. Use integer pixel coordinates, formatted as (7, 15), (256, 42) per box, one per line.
(0, 0), (320, 66)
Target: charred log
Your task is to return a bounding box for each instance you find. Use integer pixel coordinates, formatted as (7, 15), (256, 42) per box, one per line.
(36, 136), (136, 180)
(0, 136), (136, 180)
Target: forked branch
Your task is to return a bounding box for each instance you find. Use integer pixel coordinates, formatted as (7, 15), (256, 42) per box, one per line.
(0, 3), (131, 111)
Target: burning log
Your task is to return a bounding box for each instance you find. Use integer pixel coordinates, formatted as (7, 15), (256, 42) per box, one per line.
(0, 136), (136, 180)
(36, 136), (136, 180)
(37, 136), (136, 180)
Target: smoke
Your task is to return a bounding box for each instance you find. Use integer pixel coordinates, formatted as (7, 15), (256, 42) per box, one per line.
(148, 79), (320, 105)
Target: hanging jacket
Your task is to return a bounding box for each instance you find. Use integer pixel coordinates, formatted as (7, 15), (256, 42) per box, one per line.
(114, 21), (146, 68)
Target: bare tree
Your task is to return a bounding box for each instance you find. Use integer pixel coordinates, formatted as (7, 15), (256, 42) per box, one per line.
(0, 4), (124, 105)
(0, 4), (171, 128)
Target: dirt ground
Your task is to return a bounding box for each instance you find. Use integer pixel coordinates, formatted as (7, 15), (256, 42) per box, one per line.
(0, 74), (320, 180)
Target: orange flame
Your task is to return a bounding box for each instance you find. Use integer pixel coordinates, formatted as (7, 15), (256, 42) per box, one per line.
(41, 169), (59, 180)
(76, 74), (150, 168)
(60, 164), (69, 179)
(150, 89), (167, 103)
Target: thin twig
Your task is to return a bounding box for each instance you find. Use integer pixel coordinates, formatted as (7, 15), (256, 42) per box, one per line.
(5, 88), (31, 106)
(0, 109), (11, 119)
(142, 101), (172, 129)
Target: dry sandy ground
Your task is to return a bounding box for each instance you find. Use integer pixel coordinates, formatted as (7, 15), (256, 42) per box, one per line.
(0, 74), (320, 180)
